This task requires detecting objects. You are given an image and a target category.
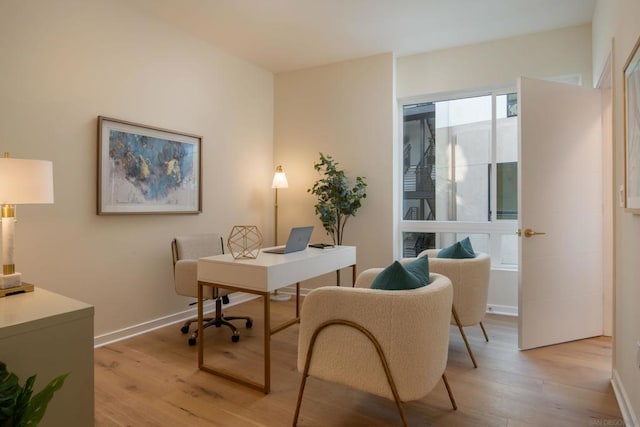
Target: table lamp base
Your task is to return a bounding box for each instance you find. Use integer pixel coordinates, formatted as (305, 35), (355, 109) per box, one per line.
(0, 272), (22, 289)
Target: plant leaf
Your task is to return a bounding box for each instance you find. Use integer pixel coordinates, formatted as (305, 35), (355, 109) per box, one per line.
(308, 152), (367, 244)
(22, 373), (68, 426)
(0, 362), (21, 426)
(13, 375), (36, 427)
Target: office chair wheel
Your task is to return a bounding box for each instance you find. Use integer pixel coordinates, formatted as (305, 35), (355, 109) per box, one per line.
(246, 320), (253, 329)
(232, 334), (240, 343)
(188, 337), (197, 346)
(180, 325), (190, 334)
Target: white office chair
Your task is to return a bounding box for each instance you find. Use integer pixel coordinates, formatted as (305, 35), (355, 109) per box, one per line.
(171, 233), (253, 345)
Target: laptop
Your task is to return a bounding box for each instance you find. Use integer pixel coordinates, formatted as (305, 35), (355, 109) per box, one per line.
(264, 226), (313, 254)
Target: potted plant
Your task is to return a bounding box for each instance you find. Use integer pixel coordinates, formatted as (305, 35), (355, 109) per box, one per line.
(0, 361), (67, 427)
(308, 153), (367, 245)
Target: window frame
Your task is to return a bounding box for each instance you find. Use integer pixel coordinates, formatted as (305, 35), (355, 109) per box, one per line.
(396, 86), (518, 269)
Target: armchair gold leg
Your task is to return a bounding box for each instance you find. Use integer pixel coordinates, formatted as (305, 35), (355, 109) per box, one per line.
(479, 321), (489, 342)
(293, 319), (409, 427)
(293, 371), (309, 426)
(441, 374), (457, 410)
(451, 306), (478, 368)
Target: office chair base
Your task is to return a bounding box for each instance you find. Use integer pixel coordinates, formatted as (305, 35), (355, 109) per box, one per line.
(185, 318), (244, 346)
(180, 299), (253, 346)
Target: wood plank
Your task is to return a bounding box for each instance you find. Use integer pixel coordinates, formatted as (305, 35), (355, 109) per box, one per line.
(94, 298), (623, 426)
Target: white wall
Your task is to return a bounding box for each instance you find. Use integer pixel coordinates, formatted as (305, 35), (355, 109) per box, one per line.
(397, 24), (593, 99)
(274, 53), (395, 284)
(593, 0), (640, 423)
(0, 0), (274, 336)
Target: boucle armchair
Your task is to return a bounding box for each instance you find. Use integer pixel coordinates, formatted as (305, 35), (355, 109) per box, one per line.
(171, 233), (252, 345)
(418, 249), (491, 368)
(293, 270), (456, 426)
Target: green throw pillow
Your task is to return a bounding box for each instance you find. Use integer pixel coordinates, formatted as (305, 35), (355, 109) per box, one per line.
(404, 255), (430, 285)
(459, 237), (474, 254)
(437, 237), (476, 259)
(371, 258), (430, 291)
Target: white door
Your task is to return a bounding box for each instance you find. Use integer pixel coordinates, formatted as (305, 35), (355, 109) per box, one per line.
(518, 77), (603, 350)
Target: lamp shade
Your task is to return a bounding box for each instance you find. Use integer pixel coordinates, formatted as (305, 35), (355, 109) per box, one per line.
(271, 165), (288, 189)
(0, 157), (54, 204)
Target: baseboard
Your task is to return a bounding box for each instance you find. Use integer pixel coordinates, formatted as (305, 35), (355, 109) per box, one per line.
(93, 292), (259, 348)
(486, 304), (518, 317)
(612, 369), (639, 427)
(280, 286), (309, 296)
(94, 289), (517, 347)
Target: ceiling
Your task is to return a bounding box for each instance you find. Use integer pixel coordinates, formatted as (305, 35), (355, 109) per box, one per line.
(127, 0), (596, 73)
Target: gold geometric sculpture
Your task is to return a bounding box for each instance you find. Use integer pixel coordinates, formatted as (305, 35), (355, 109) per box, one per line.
(227, 225), (263, 259)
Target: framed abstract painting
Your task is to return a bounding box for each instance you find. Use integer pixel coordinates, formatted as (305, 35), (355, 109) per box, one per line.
(624, 35), (640, 212)
(97, 116), (202, 214)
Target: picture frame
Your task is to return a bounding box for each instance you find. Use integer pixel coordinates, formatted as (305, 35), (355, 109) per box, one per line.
(97, 116), (202, 215)
(624, 35), (640, 212)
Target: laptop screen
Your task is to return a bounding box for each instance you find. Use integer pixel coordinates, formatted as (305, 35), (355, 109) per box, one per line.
(264, 226), (313, 254)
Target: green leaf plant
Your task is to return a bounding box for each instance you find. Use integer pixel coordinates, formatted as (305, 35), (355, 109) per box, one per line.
(307, 153), (367, 245)
(0, 362), (68, 427)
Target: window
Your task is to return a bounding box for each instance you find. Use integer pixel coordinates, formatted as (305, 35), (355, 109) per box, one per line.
(399, 90), (518, 267)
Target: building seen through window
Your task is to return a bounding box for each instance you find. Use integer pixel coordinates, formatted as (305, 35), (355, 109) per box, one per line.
(400, 92), (518, 262)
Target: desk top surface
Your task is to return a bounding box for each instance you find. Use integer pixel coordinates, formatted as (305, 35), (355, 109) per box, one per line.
(200, 245), (355, 266)
(198, 245), (356, 291)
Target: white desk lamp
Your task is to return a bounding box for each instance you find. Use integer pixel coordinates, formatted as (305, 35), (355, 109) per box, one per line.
(270, 165), (291, 301)
(0, 153), (54, 289)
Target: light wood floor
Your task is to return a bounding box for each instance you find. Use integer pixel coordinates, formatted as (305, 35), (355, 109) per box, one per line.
(95, 297), (623, 426)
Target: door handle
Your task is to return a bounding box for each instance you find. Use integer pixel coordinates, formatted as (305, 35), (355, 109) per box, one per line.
(517, 228), (546, 238)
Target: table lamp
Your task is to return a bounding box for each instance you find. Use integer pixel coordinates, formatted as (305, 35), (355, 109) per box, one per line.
(0, 153), (54, 289)
(271, 165), (290, 301)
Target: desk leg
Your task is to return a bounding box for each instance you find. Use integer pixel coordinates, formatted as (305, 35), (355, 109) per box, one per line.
(197, 282), (203, 368)
(296, 282), (300, 318)
(336, 265), (357, 286)
(351, 264), (357, 287)
(199, 285), (271, 393)
(263, 293), (271, 394)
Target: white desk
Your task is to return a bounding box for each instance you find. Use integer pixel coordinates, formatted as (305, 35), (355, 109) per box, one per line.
(197, 245), (356, 393)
